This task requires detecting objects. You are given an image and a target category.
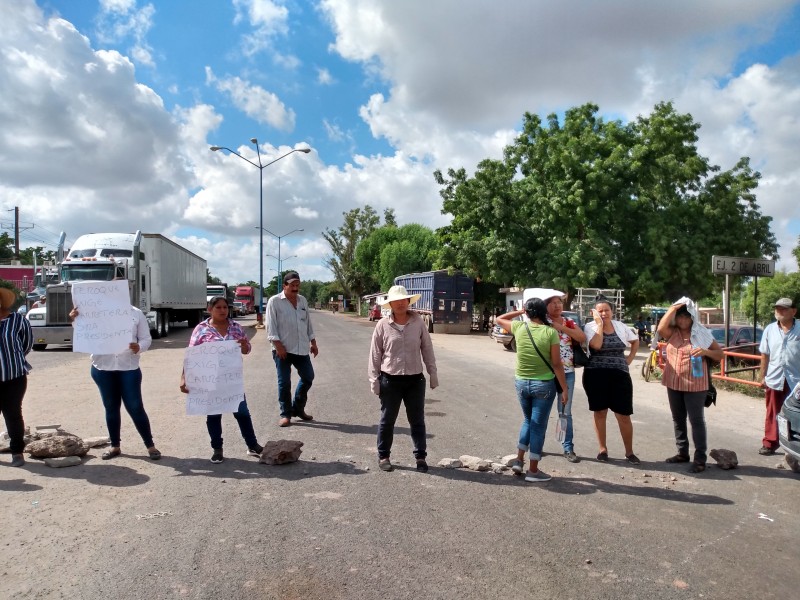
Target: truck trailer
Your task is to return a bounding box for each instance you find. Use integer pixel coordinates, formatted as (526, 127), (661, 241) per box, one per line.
(32, 232), (207, 350)
(393, 270), (473, 334)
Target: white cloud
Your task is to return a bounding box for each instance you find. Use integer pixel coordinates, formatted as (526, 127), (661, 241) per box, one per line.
(233, 0), (289, 58)
(205, 67), (296, 132)
(317, 67), (334, 85)
(293, 207), (319, 219)
(96, 0), (156, 67)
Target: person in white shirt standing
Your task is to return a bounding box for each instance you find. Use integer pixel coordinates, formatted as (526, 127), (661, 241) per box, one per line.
(266, 271), (318, 427)
(70, 305), (161, 460)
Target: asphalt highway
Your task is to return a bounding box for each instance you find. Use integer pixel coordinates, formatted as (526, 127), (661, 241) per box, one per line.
(1, 310), (796, 599)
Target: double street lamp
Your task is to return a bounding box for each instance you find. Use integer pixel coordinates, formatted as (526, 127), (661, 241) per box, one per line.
(209, 141), (310, 324)
(257, 226), (304, 280)
(266, 253), (298, 274)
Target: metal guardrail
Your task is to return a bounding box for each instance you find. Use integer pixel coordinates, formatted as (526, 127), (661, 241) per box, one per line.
(711, 343), (761, 387)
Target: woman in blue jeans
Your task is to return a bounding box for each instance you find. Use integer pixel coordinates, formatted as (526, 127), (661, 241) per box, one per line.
(497, 298), (568, 482)
(71, 305), (161, 460)
(545, 293), (586, 463)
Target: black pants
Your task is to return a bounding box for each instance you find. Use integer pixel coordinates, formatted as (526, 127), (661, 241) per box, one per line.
(377, 373), (427, 460)
(667, 388), (707, 464)
(0, 375), (27, 454)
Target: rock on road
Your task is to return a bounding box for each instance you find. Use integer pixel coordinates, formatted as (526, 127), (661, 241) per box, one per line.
(1, 309), (796, 599)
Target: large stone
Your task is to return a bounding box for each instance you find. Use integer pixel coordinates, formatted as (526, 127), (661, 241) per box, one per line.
(459, 455), (491, 471)
(491, 462), (509, 474)
(259, 440), (304, 465)
(709, 448), (738, 470)
(44, 456), (83, 468)
(501, 454), (519, 467)
(25, 432), (88, 458)
(83, 436), (111, 448)
(0, 426), (38, 453)
(437, 458), (462, 469)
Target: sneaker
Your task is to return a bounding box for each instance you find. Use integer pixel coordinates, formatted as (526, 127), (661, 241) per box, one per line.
(564, 451), (580, 463)
(416, 459), (429, 473)
(210, 449), (224, 464)
(378, 458), (393, 472)
(524, 469), (552, 482)
(247, 444), (263, 457)
(510, 458), (524, 474)
(10, 454), (25, 468)
(758, 446), (776, 456)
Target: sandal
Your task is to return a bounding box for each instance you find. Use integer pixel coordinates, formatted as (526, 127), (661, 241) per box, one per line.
(148, 449), (162, 461)
(688, 463), (706, 473)
(102, 447), (121, 460)
(666, 454), (690, 463)
(596, 451), (609, 462)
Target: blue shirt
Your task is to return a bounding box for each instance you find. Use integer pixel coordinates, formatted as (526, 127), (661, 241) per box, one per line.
(759, 319), (800, 392)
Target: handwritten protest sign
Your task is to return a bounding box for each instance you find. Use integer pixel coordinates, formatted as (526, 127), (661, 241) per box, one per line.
(71, 280), (133, 354)
(183, 340), (245, 415)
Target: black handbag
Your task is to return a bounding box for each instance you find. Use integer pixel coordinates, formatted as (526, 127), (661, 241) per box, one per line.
(704, 358), (717, 407)
(524, 323), (564, 394)
(572, 340), (590, 367)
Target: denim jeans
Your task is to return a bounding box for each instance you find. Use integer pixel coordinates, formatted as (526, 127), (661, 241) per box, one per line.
(206, 398), (259, 450)
(560, 370), (576, 453)
(666, 388), (707, 464)
(273, 352), (315, 418)
(0, 376), (27, 454)
(515, 377), (557, 461)
(90, 367), (154, 448)
(377, 373), (427, 460)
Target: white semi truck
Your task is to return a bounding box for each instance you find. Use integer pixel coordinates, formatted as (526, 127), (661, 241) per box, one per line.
(32, 231), (207, 350)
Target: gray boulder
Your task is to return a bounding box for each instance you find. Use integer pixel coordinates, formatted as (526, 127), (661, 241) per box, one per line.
(44, 456), (83, 468)
(437, 458), (463, 469)
(459, 455), (491, 471)
(25, 432), (88, 458)
(709, 448), (738, 470)
(259, 440), (303, 465)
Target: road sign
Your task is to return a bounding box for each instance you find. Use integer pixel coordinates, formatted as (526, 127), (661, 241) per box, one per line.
(711, 256), (775, 277)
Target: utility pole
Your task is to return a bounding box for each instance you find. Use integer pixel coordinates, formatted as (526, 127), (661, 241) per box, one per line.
(14, 206), (20, 259)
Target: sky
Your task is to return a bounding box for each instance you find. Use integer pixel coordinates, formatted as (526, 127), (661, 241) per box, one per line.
(1, 0), (799, 289)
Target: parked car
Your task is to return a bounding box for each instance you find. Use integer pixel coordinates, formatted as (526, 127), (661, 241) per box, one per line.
(368, 303), (383, 321)
(778, 385), (800, 473)
(707, 324), (763, 351)
(233, 301), (247, 317)
(26, 307), (46, 327)
(492, 310), (583, 353)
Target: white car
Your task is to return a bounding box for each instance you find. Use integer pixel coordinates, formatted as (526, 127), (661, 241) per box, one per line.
(26, 307), (47, 326)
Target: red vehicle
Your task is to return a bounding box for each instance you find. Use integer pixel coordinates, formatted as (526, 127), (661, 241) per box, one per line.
(235, 286), (255, 314)
(0, 265), (35, 292)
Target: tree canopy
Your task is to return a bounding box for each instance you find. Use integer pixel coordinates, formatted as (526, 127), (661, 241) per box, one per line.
(355, 223), (438, 291)
(322, 205), (381, 300)
(435, 102), (777, 308)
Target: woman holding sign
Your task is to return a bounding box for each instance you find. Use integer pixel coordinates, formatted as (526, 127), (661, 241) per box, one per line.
(70, 304), (161, 461)
(180, 296), (262, 464)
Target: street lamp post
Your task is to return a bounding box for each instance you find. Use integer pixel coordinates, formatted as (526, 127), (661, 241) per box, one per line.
(266, 253), (297, 274)
(256, 226), (304, 280)
(209, 141), (310, 325)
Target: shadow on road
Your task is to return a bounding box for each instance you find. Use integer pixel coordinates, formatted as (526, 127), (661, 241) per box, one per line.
(289, 419), (434, 440)
(19, 458), (151, 487)
(162, 456), (368, 481)
(0, 477), (44, 492)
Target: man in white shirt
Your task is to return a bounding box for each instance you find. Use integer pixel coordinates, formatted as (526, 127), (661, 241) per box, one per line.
(266, 271), (319, 427)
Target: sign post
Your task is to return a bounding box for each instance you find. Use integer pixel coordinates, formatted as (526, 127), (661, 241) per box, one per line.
(711, 255), (775, 353)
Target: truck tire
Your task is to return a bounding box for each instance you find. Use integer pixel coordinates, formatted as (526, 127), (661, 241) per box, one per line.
(32, 343), (47, 351)
(152, 311), (162, 339)
(160, 310), (170, 338)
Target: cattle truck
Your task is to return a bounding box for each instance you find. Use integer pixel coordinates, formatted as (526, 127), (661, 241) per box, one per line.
(393, 270), (474, 334)
(32, 232), (207, 350)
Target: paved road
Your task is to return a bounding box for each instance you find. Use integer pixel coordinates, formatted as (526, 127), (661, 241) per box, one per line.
(1, 310), (796, 599)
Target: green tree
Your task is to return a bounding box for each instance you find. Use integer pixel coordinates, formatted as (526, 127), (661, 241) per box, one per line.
(355, 223), (438, 291)
(206, 269), (222, 284)
(322, 205), (380, 301)
(436, 102), (777, 308)
(0, 233), (14, 260)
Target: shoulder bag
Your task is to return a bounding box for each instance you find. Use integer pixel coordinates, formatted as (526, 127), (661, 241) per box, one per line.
(524, 323), (564, 394)
(704, 358), (717, 407)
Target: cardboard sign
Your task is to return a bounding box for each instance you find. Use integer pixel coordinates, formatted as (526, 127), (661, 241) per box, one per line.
(183, 340), (245, 415)
(71, 280), (134, 354)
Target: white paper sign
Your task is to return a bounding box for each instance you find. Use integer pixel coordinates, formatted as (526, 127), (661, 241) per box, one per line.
(183, 340), (245, 415)
(71, 280), (134, 354)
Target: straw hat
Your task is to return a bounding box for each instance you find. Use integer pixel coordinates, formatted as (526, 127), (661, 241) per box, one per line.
(380, 285), (421, 306)
(0, 287), (17, 310)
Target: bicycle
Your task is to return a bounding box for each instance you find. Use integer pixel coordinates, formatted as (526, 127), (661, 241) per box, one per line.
(641, 341), (666, 382)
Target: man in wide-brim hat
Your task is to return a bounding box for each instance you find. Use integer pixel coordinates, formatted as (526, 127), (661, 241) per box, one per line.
(368, 285), (438, 473)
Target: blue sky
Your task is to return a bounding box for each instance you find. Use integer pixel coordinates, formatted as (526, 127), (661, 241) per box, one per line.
(2, 0), (799, 288)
